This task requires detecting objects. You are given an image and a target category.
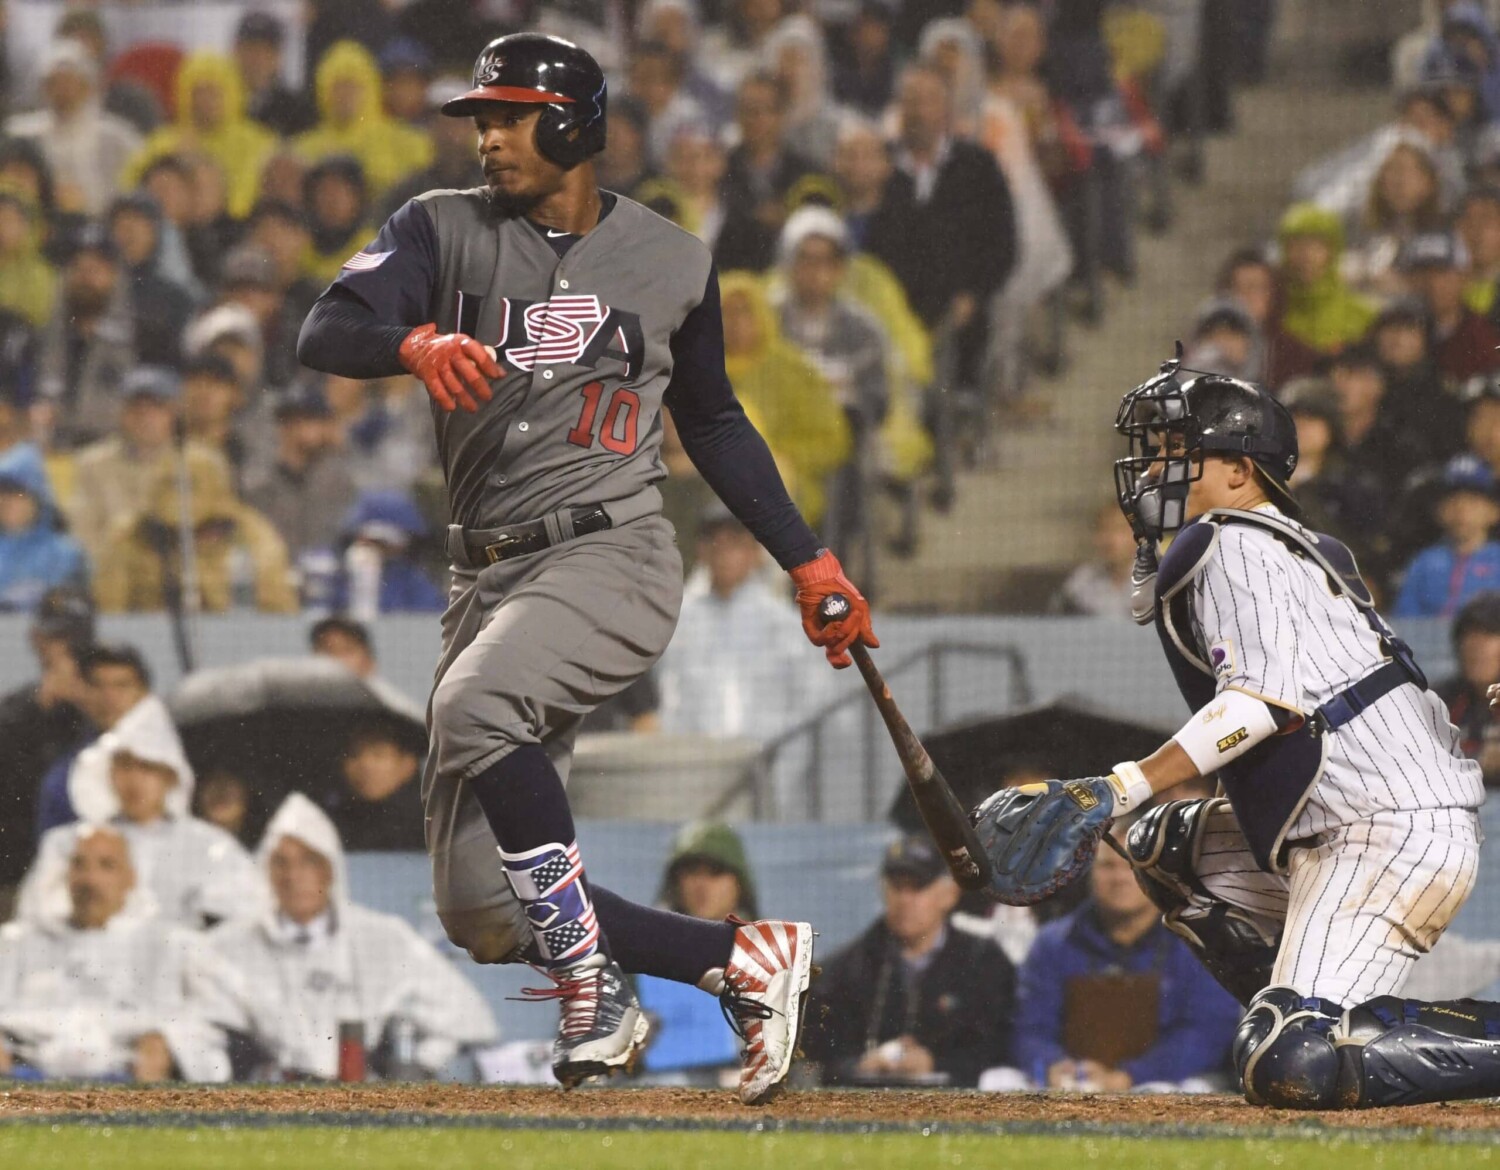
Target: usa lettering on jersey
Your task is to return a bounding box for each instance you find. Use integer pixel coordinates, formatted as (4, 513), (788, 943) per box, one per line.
(460, 293), (646, 382)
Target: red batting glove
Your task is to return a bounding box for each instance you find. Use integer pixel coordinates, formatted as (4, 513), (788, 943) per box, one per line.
(789, 549), (878, 669)
(398, 323), (502, 413)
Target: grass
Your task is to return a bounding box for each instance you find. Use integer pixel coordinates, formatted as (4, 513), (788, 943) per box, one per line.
(1, 1127), (1498, 1170)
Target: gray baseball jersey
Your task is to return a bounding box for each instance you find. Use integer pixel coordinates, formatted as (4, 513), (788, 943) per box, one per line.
(328, 189), (711, 529)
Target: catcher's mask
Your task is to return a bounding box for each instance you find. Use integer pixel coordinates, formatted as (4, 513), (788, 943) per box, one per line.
(1114, 356), (1300, 542)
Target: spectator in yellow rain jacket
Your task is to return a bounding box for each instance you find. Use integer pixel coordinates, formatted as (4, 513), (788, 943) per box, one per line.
(1277, 202), (1378, 357)
(293, 42), (433, 199)
(124, 53), (278, 221)
(719, 271), (851, 527)
(93, 454), (296, 614)
(0, 188), (54, 328)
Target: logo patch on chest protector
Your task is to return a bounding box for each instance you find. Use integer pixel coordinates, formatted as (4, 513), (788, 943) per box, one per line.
(494, 294), (645, 380)
(1209, 638), (1235, 679)
(1216, 728), (1249, 754)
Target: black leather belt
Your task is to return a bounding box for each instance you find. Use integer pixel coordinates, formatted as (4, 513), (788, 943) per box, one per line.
(463, 505), (612, 566)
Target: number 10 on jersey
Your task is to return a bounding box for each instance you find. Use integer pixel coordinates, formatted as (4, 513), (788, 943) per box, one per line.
(566, 380), (641, 455)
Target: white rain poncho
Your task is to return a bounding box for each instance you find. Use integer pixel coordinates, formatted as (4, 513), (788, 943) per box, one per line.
(0, 831), (234, 1081)
(17, 696), (266, 929)
(207, 794), (497, 1079)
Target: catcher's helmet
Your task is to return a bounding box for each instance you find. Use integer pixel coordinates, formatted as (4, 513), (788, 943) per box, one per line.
(1115, 358), (1299, 539)
(442, 33), (607, 169)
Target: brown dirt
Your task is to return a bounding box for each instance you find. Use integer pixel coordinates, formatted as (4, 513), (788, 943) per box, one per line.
(0, 1086), (1496, 1132)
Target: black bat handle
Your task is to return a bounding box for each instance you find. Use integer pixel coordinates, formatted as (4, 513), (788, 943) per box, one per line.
(816, 592), (854, 631)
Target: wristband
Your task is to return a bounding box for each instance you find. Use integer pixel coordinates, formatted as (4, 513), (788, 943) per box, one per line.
(1171, 688), (1280, 776)
(1106, 759), (1153, 815)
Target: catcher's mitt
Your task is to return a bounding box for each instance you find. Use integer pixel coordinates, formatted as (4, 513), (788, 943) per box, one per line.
(970, 778), (1116, 906)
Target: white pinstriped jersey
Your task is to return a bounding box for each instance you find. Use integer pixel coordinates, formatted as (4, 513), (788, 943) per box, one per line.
(1183, 505), (1485, 840)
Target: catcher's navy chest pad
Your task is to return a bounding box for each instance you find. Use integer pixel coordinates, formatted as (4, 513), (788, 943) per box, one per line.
(1151, 512), (1335, 874)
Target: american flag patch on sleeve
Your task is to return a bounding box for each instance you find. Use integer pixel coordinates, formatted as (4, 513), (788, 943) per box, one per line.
(342, 249), (392, 271)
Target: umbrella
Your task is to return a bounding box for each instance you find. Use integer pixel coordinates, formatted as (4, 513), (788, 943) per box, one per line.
(169, 657), (427, 841)
(888, 696), (1173, 831)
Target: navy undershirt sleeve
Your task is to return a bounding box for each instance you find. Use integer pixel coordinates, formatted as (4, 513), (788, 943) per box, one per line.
(664, 266), (823, 570)
(296, 199), (439, 378)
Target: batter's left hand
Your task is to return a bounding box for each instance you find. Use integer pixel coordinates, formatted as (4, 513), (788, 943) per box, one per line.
(789, 549), (877, 668)
(1489, 683), (1500, 710)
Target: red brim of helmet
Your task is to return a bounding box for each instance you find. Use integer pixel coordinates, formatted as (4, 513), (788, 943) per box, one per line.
(441, 86), (575, 116)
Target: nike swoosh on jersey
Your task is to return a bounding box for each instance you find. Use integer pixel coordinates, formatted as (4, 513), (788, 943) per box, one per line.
(546, 229), (571, 238)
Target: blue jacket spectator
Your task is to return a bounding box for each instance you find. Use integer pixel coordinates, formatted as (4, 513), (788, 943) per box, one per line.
(331, 490), (444, 614)
(0, 444), (86, 611)
(1014, 845), (1241, 1090)
(1393, 455), (1500, 619)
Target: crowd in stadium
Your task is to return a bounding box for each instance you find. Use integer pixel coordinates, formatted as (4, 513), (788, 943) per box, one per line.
(0, 0), (1272, 617)
(9, 0), (1500, 1093)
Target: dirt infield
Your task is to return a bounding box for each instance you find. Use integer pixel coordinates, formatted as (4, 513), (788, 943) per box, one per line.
(0, 1086), (1496, 1133)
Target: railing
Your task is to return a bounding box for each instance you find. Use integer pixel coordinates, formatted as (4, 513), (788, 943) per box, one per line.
(720, 642), (1034, 821)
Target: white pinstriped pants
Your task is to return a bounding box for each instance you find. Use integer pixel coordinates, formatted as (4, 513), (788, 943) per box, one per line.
(1186, 802), (1482, 1007)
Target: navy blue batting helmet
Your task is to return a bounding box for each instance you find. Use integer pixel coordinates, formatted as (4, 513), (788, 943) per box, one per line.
(442, 33), (607, 169)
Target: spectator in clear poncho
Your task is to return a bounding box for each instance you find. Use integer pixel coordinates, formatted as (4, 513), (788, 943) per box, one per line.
(630, 40), (711, 170)
(4, 39), (142, 217)
(637, 0), (732, 126)
(701, 0), (788, 94)
(19, 695), (266, 930)
(1294, 87), (1462, 227)
(0, 826), (234, 1082)
(951, 20), (1074, 405)
(762, 16), (846, 168)
(207, 794), (495, 1081)
(124, 51), (278, 222)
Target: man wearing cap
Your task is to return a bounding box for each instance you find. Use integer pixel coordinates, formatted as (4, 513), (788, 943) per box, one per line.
(801, 835), (1015, 1088)
(4, 39), (142, 216)
(1398, 231), (1500, 382)
(244, 383), (359, 559)
(1013, 841), (1241, 1092)
(68, 367), (231, 565)
(35, 226), (137, 450)
(234, 13), (316, 138)
(774, 206), (888, 556)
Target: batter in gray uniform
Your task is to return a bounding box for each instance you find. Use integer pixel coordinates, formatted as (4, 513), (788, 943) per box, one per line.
(297, 34), (876, 1104)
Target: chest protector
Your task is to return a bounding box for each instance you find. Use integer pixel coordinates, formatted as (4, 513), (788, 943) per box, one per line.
(1154, 508), (1426, 873)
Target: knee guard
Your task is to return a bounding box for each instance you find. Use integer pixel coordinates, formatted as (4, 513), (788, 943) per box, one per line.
(1333, 996), (1500, 1108)
(1233, 986), (1343, 1110)
(1127, 798), (1281, 1005)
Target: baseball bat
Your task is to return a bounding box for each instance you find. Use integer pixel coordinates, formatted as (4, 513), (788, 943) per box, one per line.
(817, 594), (994, 892)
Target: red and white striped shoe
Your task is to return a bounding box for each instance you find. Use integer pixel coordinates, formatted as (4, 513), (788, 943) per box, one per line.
(711, 919), (815, 1105)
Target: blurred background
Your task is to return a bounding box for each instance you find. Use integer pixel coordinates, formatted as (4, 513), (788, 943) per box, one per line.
(4, 0), (1500, 1095)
